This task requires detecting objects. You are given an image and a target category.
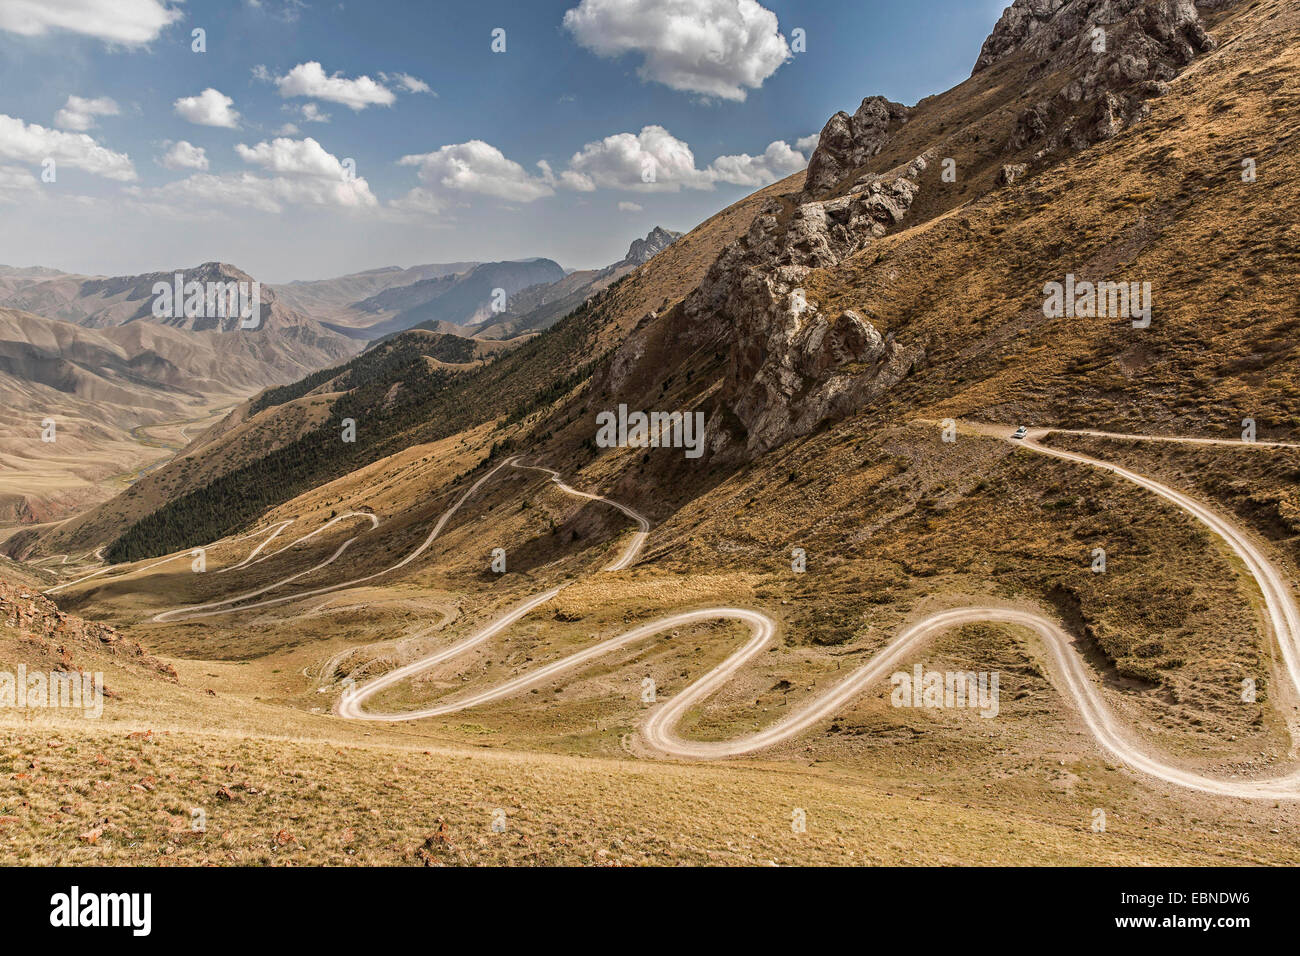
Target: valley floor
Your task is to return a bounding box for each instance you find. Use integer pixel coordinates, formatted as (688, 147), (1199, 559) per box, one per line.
(0, 402), (234, 530)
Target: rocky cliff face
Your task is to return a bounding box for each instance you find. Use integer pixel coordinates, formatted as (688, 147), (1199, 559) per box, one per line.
(685, 152), (930, 455)
(975, 0), (1221, 72)
(803, 97), (911, 197)
(977, 0), (1229, 154)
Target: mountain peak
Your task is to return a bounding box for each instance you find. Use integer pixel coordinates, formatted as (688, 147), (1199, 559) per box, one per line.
(187, 261), (257, 284)
(622, 227), (683, 266)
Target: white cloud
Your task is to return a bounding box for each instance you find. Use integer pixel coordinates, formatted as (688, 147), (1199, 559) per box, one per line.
(397, 140), (555, 204)
(273, 62), (395, 110)
(796, 133), (820, 154)
(380, 72), (434, 95)
(0, 164), (37, 187)
(298, 103), (331, 123)
(0, 0), (182, 46)
(148, 170), (377, 214)
(160, 140), (208, 171)
(53, 95), (120, 132)
(144, 136), (375, 215)
(388, 186), (447, 217)
(276, 123), (301, 136)
(235, 136), (352, 180)
(562, 125), (713, 193)
(563, 126), (805, 191)
(707, 139), (806, 187)
(0, 113), (136, 180)
(563, 0), (790, 101)
(174, 88), (240, 129)
(390, 125), (806, 218)
(245, 0), (306, 23)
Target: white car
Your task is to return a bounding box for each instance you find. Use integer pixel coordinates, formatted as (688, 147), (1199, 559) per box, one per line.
(1012, 426), (1029, 440)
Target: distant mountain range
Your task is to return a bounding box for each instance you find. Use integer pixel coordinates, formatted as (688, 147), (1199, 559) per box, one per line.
(0, 228), (682, 521)
(473, 227), (683, 340)
(270, 262), (479, 319)
(0, 260), (359, 369)
(0, 225), (683, 359)
(273, 226), (683, 342)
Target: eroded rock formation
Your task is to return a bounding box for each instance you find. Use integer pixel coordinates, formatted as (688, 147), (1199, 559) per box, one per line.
(803, 96), (911, 198)
(978, 0), (1228, 154)
(686, 167), (927, 455)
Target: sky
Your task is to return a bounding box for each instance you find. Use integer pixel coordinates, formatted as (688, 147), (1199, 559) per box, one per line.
(0, 0), (1009, 282)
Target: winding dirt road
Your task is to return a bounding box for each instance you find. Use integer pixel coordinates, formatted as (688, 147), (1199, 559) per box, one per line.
(1021, 428), (1300, 700)
(42, 425), (1300, 797)
(152, 457), (544, 622)
(336, 427), (1300, 798)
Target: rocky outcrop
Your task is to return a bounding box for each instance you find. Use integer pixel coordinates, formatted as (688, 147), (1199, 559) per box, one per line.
(1, 578), (178, 683)
(684, 167), (927, 455)
(976, 0), (1228, 155)
(974, 0), (1071, 72)
(998, 163), (1030, 186)
(791, 309), (884, 379)
(974, 0), (1219, 73)
(589, 102), (926, 456)
(803, 97), (911, 197)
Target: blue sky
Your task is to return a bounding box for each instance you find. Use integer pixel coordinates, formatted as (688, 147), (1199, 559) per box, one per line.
(0, 0), (1008, 281)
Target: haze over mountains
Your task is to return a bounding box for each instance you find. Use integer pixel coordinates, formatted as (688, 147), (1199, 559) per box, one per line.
(0, 224), (683, 343)
(270, 262), (481, 320)
(340, 257), (568, 339)
(275, 226), (685, 342)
